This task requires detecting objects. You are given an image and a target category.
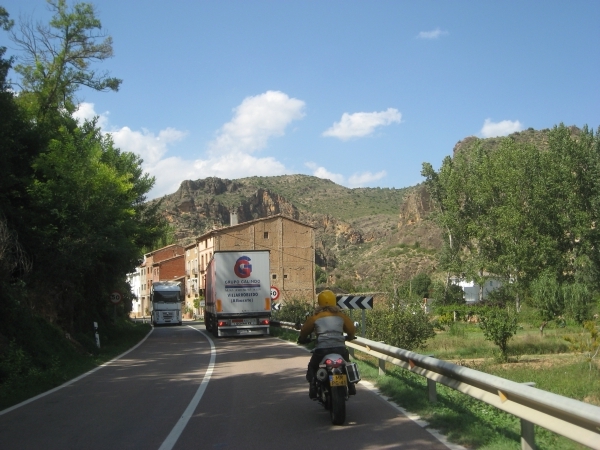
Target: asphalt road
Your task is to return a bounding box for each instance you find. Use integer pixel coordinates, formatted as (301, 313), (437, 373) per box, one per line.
(0, 323), (450, 450)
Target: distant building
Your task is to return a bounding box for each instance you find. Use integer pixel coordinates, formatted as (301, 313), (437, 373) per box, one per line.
(450, 276), (503, 303)
(138, 244), (185, 315)
(126, 267), (142, 316)
(185, 214), (315, 310)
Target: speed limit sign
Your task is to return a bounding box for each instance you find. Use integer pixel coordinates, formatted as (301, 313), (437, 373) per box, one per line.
(109, 291), (122, 304)
(270, 286), (280, 301)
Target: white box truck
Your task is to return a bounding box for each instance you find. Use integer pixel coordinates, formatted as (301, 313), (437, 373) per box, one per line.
(150, 281), (182, 326)
(204, 250), (271, 337)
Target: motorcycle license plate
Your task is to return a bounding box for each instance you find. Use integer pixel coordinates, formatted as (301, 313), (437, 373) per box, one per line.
(330, 374), (347, 387)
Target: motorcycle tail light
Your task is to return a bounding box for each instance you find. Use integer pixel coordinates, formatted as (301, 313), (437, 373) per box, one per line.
(325, 358), (344, 368)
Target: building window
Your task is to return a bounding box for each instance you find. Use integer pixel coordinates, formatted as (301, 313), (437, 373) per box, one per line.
(284, 274), (288, 279)
(272, 274), (277, 280)
(264, 232), (269, 239)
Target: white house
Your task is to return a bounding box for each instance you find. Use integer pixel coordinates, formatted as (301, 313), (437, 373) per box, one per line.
(451, 277), (503, 303)
(126, 266), (143, 316)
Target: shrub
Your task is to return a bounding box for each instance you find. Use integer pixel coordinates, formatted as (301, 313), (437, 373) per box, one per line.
(479, 308), (518, 362)
(271, 297), (313, 324)
(366, 300), (436, 350)
(411, 273), (431, 299)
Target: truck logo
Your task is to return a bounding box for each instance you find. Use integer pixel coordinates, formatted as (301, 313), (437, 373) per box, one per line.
(234, 256), (252, 278)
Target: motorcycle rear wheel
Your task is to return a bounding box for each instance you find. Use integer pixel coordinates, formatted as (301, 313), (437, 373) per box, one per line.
(329, 386), (346, 425)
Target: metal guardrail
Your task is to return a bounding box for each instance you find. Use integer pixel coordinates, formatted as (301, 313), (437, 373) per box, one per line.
(270, 321), (600, 450)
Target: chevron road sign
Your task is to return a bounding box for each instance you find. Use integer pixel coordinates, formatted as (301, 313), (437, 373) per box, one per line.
(336, 295), (373, 310)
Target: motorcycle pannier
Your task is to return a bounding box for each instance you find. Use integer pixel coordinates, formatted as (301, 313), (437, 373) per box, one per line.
(345, 362), (361, 383)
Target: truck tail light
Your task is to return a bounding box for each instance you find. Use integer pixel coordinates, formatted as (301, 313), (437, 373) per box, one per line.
(260, 319), (270, 325)
(217, 321), (227, 327)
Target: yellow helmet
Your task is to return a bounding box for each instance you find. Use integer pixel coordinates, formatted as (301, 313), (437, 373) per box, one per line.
(317, 290), (337, 307)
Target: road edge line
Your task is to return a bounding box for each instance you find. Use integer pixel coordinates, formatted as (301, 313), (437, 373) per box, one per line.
(0, 327), (154, 416)
(158, 326), (216, 450)
(359, 379), (467, 450)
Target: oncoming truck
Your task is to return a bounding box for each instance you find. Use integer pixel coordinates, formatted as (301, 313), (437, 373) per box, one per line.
(150, 281), (182, 326)
(204, 250), (271, 337)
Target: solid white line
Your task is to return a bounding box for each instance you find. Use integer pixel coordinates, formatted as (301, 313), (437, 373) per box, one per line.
(360, 379), (467, 450)
(158, 326), (216, 450)
(0, 327), (154, 416)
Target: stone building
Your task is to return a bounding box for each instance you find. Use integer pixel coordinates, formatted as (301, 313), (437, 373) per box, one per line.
(185, 214), (315, 309)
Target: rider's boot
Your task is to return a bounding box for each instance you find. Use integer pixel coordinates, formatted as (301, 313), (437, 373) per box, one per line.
(309, 379), (318, 399)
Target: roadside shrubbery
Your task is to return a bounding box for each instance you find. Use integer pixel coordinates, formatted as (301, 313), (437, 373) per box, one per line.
(271, 297), (313, 324)
(365, 299), (435, 350)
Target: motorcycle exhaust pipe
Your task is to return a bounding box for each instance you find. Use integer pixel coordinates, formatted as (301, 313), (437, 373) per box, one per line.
(316, 368), (328, 381)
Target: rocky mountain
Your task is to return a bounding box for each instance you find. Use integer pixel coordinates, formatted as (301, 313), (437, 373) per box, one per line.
(151, 174), (442, 291)
(153, 126), (578, 291)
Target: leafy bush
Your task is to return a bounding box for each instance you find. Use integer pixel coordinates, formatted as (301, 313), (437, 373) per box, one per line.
(479, 308), (518, 361)
(411, 273), (431, 298)
(335, 278), (356, 293)
(315, 265), (327, 285)
(366, 300), (435, 350)
(271, 297), (313, 324)
(564, 320), (600, 370)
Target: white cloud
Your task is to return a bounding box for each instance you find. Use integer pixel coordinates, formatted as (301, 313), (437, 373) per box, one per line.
(76, 96), (386, 199)
(323, 108), (401, 140)
(480, 118), (524, 138)
(306, 162), (386, 188)
(73, 102), (110, 129)
(111, 127), (187, 166)
(348, 170), (387, 187)
(76, 94), (302, 199)
(305, 162), (345, 185)
(417, 28), (448, 39)
(209, 90), (305, 155)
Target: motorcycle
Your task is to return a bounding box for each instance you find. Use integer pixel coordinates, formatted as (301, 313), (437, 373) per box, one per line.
(310, 337), (361, 426)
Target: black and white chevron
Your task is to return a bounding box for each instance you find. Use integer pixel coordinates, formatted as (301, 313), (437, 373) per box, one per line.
(336, 295), (373, 310)
(271, 302), (283, 311)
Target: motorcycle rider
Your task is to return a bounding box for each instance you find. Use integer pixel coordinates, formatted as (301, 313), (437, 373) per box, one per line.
(298, 290), (357, 399)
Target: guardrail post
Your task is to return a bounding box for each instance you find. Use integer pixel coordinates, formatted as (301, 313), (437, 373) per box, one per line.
(348, 346), (355, 358)
(520, 382), (536, 450)
(427, 378), (437, 403)
(378, 358), (385, 375)
(521, 420), (535, 450)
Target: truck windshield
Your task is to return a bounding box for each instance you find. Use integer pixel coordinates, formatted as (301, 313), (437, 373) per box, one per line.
(153, 291), (180, 303)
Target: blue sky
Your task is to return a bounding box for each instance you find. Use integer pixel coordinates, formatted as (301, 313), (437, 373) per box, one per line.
(2, 1), (599, 199)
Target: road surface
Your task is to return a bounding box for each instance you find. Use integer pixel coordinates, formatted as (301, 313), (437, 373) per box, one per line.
(0, 323), (450, 449)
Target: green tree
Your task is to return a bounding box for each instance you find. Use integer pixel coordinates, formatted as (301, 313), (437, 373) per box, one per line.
(530, 272), (564, 322)
(423, 127), (600, 311)
(479, 308), (518, 362)
(366, 300), (435, 350)
(11, 0), (121, 121)
(315, 264), (327, 285)
(2, 1), (166, 331)
(411, 273), (431, 298)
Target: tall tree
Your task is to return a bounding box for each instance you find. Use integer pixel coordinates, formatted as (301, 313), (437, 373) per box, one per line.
(3, 1), (167, 330)
(10, 0), (121, 121)
(422, 126), (600, 311)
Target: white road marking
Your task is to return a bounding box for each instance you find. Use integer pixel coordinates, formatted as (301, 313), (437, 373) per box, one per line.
(360, 379), (467, 450)
(0, 327), (154, 416)
(158, 326), (216, 450)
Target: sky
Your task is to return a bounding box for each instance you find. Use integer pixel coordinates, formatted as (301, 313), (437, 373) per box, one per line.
(1, 0), (599, 199)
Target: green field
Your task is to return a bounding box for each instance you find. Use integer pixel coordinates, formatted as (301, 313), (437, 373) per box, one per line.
(272, 320), (599, 449)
